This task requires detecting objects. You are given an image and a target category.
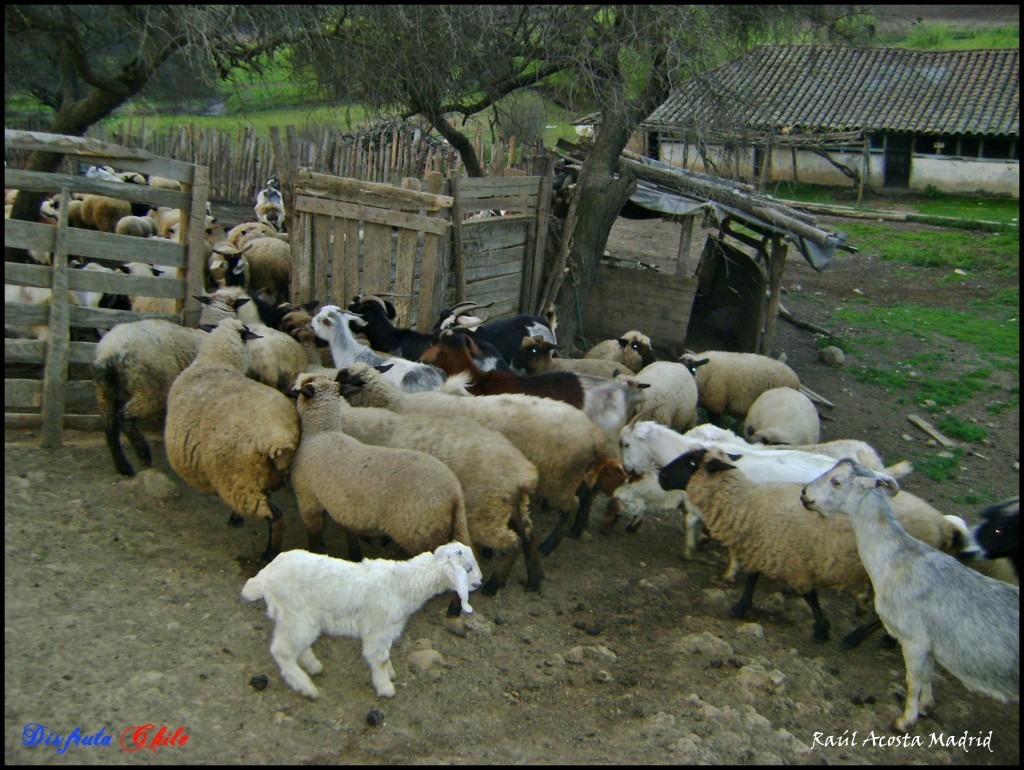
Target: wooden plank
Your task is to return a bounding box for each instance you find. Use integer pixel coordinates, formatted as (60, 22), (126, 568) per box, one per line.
(295, 171), (453, 211)
(449, 173), (467, 302)
(69, 305), (176, 327)
(182, 164), (210, 325)
(4, 338), (45, 364)
(5, 130), (196, 179)
(4, 169), (188, 208)
(526, 157), (553, 314)
(458, 194), (539, 212)
(313, 213), (331, 303)
(4, 219), (56, 253)
(40, 188), (71, 448)
(339, 218), (360, 309)
(459, 176), (540, 197)
(3, 303), (50, 325)
(907, 414), (958, 448)
(393, 178), (422, 326)
(415, 233), (444, 333)
(69, 269), (184, 299)
(5, 413), (103, 432)
(5, 379), (43, 408)
(294, 195), (449, 236)
(362, 222), (392, 295)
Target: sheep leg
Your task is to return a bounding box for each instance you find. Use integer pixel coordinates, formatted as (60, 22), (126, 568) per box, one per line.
(270, 622), (321, 699)
(103, 410), (136, 477)
(568, 481), (595, 538)
(802, 589), (831, 643)
(538, 508), (572, 556)
(729, 571), (759, 619)
(506, 503), (543, 593)
(228, 513), (245, 527)
(893, 642), (930, 731)
(123, 418), (152, 469)
(721, 553), (740, 583)
(261, 500), (284, 563)
(446, 596), (463, 617)
(841, 616), (883, 649)
(302, 509), (327, 552)
(600, 498), (621, 534)
(682, 500), (700, 559)
(298, 648), (323, 676)
(362, 637), (397, 697)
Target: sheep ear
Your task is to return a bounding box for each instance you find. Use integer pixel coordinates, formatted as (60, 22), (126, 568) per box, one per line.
(443, 559), (473, 614)
(375, 363), (394, 374)
(705, 455), (737, 473)
(303, 300), (320, 312)
(727, 452), (742, 462)
(233, 297), (250, 308)
(299, 384), (316, 399)
(194, 295), (211, 305)
(617, 338), (628, 348)
(198, 323), (216, 333)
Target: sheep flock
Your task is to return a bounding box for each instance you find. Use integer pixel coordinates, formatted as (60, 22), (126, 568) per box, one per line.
(5, 164), (1018, 748)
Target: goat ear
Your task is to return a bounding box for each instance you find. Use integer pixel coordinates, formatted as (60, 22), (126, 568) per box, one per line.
(233, 297), (251, 308)
(874, 475), (899, 495)
(443, 559), (473, 614)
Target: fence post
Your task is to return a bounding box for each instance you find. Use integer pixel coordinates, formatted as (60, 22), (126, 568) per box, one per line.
(40, 185), (73, 448)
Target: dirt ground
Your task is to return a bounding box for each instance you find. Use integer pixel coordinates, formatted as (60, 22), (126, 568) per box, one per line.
(4, 209), (1019, 764)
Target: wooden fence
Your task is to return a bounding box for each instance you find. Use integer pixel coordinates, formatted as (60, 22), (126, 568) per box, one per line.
(4, 130), (209, 447)
(4, 121), (537, 207)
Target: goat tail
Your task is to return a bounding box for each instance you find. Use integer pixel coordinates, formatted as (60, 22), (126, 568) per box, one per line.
(884, 460), (914, 479)
(440, 371), (474, 396)
(240, 574), (265, 603)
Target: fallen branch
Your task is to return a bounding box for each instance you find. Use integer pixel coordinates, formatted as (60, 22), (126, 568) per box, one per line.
(800, 385), (834, 409)
(778, 303), (836, 338)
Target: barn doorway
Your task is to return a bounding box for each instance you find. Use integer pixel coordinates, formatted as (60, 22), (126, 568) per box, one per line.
(884, 133), (912, 189)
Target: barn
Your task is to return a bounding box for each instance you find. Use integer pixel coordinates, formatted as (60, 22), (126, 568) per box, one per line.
(643, 46), (1019, 199)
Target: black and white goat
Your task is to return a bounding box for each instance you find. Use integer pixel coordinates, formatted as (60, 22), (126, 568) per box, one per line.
(255, 176), (286, 232)
(433, 300), (558, 371)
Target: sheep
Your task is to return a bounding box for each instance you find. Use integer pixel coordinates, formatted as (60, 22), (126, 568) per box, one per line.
(679, 350), (801, 423)
(195, 287), (307, 392)
(292, 372), (542, 594)
(237, 236), (292, 303)
(433, 300), (558, 368)
(290, 377), (471, 564)
(512, 335), (626, 379)
(312, 305), (446, 393)
(147, 175), (182, 192)
(420, 328), (645, 445)
(165, 318), (300, 559)
(584, 330), (657, 374)
(80, 194), (131, 233)
(226, 220), (284, 251)
(241, 542), (482, 699)
(657, 447), (968, 643)
(6, 262), (120, 342)
(800, 459), (1019, 730)
(92, 319), (205, 477)
(333, 363), (612, 558)
(628, 361), (700, 433)
(114, 214), (158, 239)
(255, 176), (286, 232)
(743, 386), (820, 445)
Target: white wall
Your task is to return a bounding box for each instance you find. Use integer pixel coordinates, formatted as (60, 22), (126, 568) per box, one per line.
(659, 140), (1019, 198)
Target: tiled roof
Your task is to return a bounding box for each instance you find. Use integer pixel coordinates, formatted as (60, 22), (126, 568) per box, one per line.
(645, 46), (1019, 137)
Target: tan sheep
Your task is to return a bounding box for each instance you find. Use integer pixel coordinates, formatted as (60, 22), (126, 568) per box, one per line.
(679, 350), (802, 422)
(291, 377), (472, 562)
(743, 386), (820, 445)
(226, 220), (283, 250)
(629, 360), (700, 433)
(657, 446), (967, 642)
(513, 336), (626, 379)
(293, 372), (542, 593)
(238, 236), (292, 303)
(584, 330), (657, 373)
(165, 318), (300, 560)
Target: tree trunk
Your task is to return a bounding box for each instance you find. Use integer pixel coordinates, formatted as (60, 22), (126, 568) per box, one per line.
(552, 113), (636, 354)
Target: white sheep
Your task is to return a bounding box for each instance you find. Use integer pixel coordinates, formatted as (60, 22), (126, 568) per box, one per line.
(238, 236), (292, 303)
(290, 377), (472, 565)
(165, 318), (300, 559)
(114, 214), (159, 238)
(584, 330), (657, 373)
(657, 447), (969, 643)
(801, 459), (1019, 729)
(241, 542), (481, 699)
(679, 350), (801, 423)
(743, 386), (820, 445)
(313, 305), (446, 393)
(334, 363), (612, 557)
(92, 318), (205, 476)
(628, 361), (700, 433)
(292, 372), (541, 593)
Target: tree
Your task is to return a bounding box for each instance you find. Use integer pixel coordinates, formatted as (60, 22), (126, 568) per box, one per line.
(4, 4), (324, 261)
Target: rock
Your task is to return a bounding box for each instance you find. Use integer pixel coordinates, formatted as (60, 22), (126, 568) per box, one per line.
(407, 649), (444, 674)
(737, 622), (764, 639)
(134, 469), (179, 500)
(735, 664), (783, 695)
(640, 711), (675, 737)
(593, 670), (612, 683)
(676, 631), (733, 657)
(819, 345), (845, 367)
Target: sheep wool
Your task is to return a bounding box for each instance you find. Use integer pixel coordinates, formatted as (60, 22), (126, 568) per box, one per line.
(165, 318), (299, 558)
(681, 350), (801, 421)
(744, 386), (820, 445)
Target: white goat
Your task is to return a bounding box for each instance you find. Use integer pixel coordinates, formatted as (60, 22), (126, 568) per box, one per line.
(241, 542), (482, 699)
(312, 305), (445, 393)
(801, 459), (1019, 730)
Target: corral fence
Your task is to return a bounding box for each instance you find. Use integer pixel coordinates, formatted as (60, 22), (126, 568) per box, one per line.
(4, 121), (539, 209)
(4, 130), (209, 448)
(286, 153), (555, 331)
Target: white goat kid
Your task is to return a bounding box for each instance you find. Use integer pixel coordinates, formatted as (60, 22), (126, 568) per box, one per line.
(801, 459), (1019, 731)
(242, 542), (482, 699)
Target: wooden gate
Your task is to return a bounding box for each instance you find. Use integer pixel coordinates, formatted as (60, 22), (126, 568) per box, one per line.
(4, 130), (209, 447)
(289, 170), (453, 330)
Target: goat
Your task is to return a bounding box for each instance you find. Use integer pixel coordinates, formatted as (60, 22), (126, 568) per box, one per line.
(433, 300), (557, 368)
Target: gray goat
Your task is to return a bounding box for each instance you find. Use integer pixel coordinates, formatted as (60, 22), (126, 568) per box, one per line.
(800, 459), (1019, 731)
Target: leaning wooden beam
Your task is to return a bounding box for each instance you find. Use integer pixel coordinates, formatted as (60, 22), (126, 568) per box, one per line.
(778, 303), (836, 337)
(907, 414), (958, 449)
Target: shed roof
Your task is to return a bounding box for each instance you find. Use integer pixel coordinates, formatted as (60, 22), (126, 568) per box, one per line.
(645, 46), (1019, 138)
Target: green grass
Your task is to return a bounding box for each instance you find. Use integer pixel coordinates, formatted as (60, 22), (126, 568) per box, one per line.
(879, 22), (1020, 50)
(837, 222), (1019, 274)
(912, 448), (965, 482)
(936, 414), (988, 443)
